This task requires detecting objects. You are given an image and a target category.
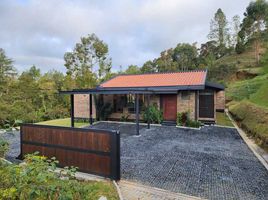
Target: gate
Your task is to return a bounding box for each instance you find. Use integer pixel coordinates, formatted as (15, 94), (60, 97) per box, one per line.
(20, 124), (120, 180)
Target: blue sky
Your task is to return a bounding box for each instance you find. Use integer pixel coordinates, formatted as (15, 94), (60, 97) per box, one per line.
(0, 0), (251, 73)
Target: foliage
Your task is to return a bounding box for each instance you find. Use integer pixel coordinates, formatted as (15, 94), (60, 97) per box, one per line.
(64, 33), (112, 88)
(143, 105), (163, 124)
(229, 101), (268, 150)
(141, 60), (156, 73)
(207, 64), (237, 82)
(208, 8), (230, 48)
(0, 138), (9, 158)
(237, 0), (268, 63)
(124, 65), (141, 74)
(176, 112), (201, 128)
(0, 153), (119, 200)
(94, 95), (113, 121)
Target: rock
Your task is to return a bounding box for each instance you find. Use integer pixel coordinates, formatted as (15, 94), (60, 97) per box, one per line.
(98, 196), (107, 200)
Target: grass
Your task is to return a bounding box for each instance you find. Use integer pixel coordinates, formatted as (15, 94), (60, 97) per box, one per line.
(226, 73), (268, 106)
(229, 101), (268, 151)
(36, 118), (89, 128)
(216, 112), (234, 127)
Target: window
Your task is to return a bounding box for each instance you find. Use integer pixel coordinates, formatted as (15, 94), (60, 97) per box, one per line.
(127, 94), (145, 113)
(181, 91), (190, 100)
(113, 95), (126, 113)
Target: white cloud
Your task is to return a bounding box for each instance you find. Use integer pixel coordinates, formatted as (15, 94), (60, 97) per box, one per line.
(0, 0), (251, 73)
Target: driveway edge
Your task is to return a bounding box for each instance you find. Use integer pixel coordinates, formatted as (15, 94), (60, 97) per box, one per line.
(226, 110), (268, 171)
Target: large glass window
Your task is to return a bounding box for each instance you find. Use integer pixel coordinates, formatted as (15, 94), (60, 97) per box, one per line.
(127, 94), (144, 113)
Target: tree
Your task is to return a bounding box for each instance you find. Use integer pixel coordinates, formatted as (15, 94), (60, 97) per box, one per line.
(231, 15), (241, 48)
(124, 65), (140, 74)
(154, 49), (177, 72)
(238, 0), (268, 63)
(0, 48), (16, 95)
(173, 43), (198, 70)
(141, 60), (156, 73)
(208, 8), (230, 55)
(64, 34), (112, 88)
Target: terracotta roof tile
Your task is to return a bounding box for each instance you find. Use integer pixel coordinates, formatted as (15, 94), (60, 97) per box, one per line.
(100, 70), (207, 88)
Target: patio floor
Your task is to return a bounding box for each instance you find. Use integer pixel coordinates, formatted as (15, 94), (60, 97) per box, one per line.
(89, 122), (268, 200)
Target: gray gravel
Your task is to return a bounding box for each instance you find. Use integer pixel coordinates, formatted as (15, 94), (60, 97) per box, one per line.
(90, 122), (268, 200)
(0, 130), (21, 163)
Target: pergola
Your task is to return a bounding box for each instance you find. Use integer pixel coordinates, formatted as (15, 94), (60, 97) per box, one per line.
(59, 86), (187, 135)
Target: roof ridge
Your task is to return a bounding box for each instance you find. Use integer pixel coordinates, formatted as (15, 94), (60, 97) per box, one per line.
(115, 69), (207, 77)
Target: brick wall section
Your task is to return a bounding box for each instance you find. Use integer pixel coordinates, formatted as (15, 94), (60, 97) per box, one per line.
(177, 92), (196, 120)
(216, 91), (225, 111)
(74, 94), (96, 119)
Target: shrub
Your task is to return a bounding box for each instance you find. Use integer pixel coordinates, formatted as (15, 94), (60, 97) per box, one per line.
(186, 120), (201, 128)
(177, 112), (201, 128)
(0, 138), (9, 158)
(0, 153), (119, 200)
(229, 101), (268, 150)
(177, 112), (188, 126)
(143, 105), (163, 124)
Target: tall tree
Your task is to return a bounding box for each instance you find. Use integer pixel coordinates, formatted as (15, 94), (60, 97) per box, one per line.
(141, 60), (156, 73)
(154, 49), (177, 72)
(64, 34), (112, 88)
(173, 43), (198, 70)
(231, 15), (241, 48)
(124, 65), (140, 74)
(238, 0), (268, 63)
(0, 48), (16, 95)
(208, 8), (230, 53)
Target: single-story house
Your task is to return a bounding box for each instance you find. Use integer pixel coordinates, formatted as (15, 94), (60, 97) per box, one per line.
(70, 70), (225, 124)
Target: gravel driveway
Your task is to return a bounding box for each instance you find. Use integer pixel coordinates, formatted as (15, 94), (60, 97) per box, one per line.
(2, 123), (268, 200)
(91, 122), (268, 200)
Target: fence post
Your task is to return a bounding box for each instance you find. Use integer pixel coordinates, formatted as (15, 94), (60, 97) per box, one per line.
(111, 131), (120, 181)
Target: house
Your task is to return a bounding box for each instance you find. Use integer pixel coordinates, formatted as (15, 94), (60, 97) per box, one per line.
(72, 70), (225, 124)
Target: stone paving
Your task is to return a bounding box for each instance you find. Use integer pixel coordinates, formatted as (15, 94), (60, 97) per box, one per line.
(90, 122), (268, 200)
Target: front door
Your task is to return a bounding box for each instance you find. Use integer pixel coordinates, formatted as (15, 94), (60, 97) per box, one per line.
(162, 94), (177, 121)
(199, 91), (214, 119)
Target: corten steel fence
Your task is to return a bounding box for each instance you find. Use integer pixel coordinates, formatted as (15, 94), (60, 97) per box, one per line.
(20, 124), (120, 180)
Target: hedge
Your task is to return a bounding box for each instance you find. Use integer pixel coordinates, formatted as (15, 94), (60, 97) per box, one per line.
(229, 101), (268, 150)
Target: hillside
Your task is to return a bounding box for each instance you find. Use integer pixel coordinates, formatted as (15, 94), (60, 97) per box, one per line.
(219, 43), (268, 151)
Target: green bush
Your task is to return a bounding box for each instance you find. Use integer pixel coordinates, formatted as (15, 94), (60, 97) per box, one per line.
(176, 112), (188, 126)
(0, 138), (9, 158)
(143, 105), (163, 124)
(0, 153), (119, 200)
(186, 120), (201, 128)
(177, 112), (201, 128)
(229, 101), (268, 150)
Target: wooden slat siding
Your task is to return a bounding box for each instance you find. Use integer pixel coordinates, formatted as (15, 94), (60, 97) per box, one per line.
(20, 124), (120, 180)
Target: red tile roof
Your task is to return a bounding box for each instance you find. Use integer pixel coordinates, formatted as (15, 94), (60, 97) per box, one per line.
(100, 70), (207, 88)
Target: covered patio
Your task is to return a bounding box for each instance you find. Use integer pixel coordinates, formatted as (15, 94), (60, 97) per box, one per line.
(60, 86), (182, 135)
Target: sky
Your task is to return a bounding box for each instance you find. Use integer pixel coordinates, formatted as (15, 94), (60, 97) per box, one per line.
(0, 0), (252, 73)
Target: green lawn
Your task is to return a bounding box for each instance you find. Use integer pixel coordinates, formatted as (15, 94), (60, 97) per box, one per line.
(36, 118), (89, 128)
(216, 112), (234, 127)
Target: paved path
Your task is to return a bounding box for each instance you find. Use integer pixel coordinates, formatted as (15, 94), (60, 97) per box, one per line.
(91, 122), (268, 200)
(119, 180), (202, 200)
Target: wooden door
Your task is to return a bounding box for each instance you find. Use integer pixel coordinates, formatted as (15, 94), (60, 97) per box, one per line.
(162, 94), (177, 121)
(199, 91), (214, 118)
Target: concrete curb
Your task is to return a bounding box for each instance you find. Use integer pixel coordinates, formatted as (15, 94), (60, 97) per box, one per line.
(210, 124), (236, 129)
(176, 125), (201, 130)
(113, 181), (123, 200)
(226, 110), (268, 171)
